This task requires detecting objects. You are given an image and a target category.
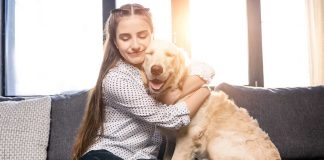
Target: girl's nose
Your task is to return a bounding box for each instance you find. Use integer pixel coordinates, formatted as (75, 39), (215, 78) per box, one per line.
(131, 39), (141, 51)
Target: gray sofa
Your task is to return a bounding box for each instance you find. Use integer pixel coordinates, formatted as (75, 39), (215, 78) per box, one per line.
(216, 83), (324, 160)
(1, 83), (324, 160)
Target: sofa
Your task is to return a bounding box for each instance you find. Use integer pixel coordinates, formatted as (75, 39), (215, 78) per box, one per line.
(0, 83), (324, 160)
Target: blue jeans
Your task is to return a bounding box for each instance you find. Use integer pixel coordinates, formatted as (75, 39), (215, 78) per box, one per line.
(80, 150), (123, 160)
(80, 150), (156, 160)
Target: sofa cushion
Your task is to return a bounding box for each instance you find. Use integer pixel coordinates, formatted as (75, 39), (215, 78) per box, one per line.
(47, 90), (88, 160)
(0, 96), (51, 160)
(216, 83), (324, 159)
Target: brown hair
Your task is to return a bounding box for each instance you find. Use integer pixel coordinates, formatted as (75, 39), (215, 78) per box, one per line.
(71, 3), (153, 160)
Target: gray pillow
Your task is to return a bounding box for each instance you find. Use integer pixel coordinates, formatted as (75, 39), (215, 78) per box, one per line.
(0, 96), (51, 160)
(47, 90), (88, 160)
(217, 83), (324, 159)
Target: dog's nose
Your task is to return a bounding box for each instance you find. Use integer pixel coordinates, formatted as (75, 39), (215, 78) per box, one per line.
(151, 65), (163, 76)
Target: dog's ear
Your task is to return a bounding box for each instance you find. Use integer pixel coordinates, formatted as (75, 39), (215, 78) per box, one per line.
(140, 69), (148, 88)
(140, 59), (148, 88)
(175, 47), (189, 90)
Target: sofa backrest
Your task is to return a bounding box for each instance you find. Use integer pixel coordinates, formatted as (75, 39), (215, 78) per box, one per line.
(47, 90), (89, 160)
(217, 83), (324, 160)
(46, 83), (324, 160)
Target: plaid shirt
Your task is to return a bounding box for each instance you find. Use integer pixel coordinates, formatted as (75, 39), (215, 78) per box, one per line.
(87, 60), (190, 160)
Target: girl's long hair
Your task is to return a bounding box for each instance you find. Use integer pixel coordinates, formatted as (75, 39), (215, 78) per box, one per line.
(71, 3), (152, 160)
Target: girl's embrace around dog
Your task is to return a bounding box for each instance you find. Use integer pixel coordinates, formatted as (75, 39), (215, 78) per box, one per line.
(71, 2), (281, 160)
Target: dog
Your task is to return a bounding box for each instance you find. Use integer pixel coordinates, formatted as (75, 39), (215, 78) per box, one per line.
(141, 40), (281, 160)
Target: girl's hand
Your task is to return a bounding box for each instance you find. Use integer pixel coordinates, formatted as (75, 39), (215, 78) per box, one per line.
(190, 61), (215, 84)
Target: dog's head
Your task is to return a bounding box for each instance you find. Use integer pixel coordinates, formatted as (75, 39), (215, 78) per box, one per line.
(142, 40), (189, 97)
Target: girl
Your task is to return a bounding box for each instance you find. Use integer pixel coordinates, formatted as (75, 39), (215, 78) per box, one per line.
(72, 3), (214, 160)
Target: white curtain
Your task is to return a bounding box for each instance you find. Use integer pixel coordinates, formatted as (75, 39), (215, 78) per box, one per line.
(306, 0), (324, 86)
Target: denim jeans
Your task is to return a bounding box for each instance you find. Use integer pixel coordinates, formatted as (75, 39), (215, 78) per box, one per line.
(80, 150), (156, 160)
(80, 150), (123, 160)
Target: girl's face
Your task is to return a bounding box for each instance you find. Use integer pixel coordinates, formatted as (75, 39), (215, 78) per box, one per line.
(115, 15), (152, 66)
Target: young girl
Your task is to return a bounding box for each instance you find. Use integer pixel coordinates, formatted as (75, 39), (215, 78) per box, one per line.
(72, 3), (214, 160)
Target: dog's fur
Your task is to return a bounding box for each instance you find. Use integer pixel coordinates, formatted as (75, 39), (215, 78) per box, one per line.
(142, 40), (281, 160)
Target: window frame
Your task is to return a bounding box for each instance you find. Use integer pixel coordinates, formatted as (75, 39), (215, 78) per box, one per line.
(247, 0), (264, 87)
(1, 0), (5, 96)
(102, 0), (115, 31)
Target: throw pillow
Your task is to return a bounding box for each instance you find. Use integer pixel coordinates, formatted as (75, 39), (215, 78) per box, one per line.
(0, 96), (51, 160)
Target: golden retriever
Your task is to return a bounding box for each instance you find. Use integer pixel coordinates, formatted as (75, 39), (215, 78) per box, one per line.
(142, 40), (281, 160)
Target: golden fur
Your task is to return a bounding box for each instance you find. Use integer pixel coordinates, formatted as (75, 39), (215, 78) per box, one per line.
(142, 40), (281, 160)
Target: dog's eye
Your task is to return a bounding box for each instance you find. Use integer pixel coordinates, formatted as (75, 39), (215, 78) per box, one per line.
(165, 52), (174, 57)
(146, 51), (154, 55)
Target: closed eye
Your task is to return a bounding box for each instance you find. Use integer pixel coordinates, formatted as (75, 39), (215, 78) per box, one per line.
(118, 34), (131, 41)
(138, 31), (149, 39)
(165, 51), (174, 57)
(146, 51), (154, 55)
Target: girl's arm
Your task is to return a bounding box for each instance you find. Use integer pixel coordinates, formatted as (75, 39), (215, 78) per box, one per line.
(184, 86), (210, 118)
(160, 61), (215, 118)
(160, 75), (210, 118)
(161, 60), (215, 105)
(159, 75), (206, 105)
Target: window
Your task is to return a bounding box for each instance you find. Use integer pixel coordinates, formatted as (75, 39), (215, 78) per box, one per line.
(189, 0), (249, 86)
(1, 0), (313, 96)
(189, 0), (310, 87)
(116, 0), (250, 87)
(261, 0), (309, 87)
(4, 0), (103, 96)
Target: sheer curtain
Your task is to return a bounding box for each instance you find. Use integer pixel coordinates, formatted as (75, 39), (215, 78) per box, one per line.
(306, 0), (324, 86)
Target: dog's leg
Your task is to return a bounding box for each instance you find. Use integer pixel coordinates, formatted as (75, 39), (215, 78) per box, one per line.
(171, 134), (195, 160)
(207, 136), (258, 160)
(171, 126), (206, 160)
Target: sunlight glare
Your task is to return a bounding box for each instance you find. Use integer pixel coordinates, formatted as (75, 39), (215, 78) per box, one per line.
(189, 0), (248, 86)
(11, 0), (102, 95)
(261, 0), (309, 87)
